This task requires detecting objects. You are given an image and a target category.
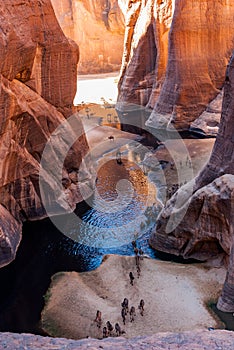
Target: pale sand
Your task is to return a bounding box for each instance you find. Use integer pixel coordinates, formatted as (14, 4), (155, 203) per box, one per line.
(41, 255), (226, 340)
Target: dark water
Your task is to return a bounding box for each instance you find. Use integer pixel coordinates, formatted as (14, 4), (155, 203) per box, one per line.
(0, 203), (157, 334)
(211, 304), (234, 331)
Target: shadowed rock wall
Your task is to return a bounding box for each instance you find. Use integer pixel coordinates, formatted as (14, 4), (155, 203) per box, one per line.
(150, 52), (234, 260)
(0, 0), (93, 267)
(150, 52), (234, 309)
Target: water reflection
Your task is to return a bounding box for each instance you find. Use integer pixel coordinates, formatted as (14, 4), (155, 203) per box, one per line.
(56, 131), (162, 266)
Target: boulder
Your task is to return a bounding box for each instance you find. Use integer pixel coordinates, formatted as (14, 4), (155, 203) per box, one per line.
(150, 174), (234, 262)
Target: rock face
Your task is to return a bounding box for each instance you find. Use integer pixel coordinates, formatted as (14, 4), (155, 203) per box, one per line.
(51, 0), (125, 74)
(150, 53), (234, 307)
(150, 53), (234, 258)
(2, 330), (234, 350)
(150, 174), (234, 262)
(0, 0), (93, 267)
(217, 243), (234, 312)
(117, 0), (234, 130)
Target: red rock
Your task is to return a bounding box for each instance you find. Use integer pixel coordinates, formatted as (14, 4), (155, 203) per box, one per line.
(0, 0), (93, 267)
(51, 0), (125, 74)
(117, 0), (234, 130)
(150, 52), (234, 258)
(150, 52), (234, 310)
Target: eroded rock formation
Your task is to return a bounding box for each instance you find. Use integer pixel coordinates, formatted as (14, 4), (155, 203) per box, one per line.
(2, 330), (234, 349)
(0, 0), (93, 267)
(117, 0), (234, 130)
(51, 0), (125, 74)
(150, 52), (234, 306)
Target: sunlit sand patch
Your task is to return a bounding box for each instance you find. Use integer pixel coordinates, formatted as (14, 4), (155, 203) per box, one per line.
(74, 72), (119, 105)
(41, 255), (226, 340)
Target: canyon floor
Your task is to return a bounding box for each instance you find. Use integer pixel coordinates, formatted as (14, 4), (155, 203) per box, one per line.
(41, 255), (226, 340)
(40, 75), (223, 341)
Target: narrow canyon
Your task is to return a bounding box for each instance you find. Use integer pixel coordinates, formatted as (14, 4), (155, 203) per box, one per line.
(0, 0), (234, 349)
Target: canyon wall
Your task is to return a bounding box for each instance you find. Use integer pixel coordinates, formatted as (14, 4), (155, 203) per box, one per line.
(150, 53), (234, 307)
(0, 0), (93, 267)
(51, 0), (125, 74)
(117, 0), (234, 130)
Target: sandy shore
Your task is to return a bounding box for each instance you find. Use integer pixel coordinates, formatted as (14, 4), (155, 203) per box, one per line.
(41, 255), (226, 340)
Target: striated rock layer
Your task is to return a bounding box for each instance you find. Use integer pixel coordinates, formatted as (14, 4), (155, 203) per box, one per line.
(150, 53), (234, 309)
(0, 0), (93, 267)
(117, 0), (234, 130)
(51, 0), (125, 74)
(1, 330), (234, 350)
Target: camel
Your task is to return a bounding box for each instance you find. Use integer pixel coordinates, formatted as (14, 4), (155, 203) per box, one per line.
(102, 326), (108, 338)
(130, 306), (136, 322)
(121, 307), (126, 325)
(115, 322), (122, 336)
(121, 298), (129, 313)
(138, 299), (145, 316)
(106, 321), (114, 335)
(129, 272), (135, 286)
(94, 310), (102, 328)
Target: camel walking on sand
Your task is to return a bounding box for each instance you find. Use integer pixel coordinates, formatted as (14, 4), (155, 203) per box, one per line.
(130, 306), (136, 322)
(121, 307), (127, 325)
(94, 310), (102, 328)
(129, 272), (135, 285)
(138, 299), (145, 316)
(121, 298), (129, 314)
(115, 322), (125, 336)
(106, 321), (114, 335)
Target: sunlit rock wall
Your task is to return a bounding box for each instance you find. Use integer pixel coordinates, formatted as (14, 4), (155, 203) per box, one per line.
(51, 0), (125, 74)
(117, 0), (234, 130)
(0, 0), (93, 267)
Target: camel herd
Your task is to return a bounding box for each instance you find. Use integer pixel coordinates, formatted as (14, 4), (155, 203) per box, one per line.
(93, 240), (145, 339)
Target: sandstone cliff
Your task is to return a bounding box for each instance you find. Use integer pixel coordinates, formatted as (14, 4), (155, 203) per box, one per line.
(0, 0), (93, 267)
(150, 52), (234, 308)
(117, 0), (234, 130)
(150, 52), (234, 259)
(51, 0), (125, 74)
